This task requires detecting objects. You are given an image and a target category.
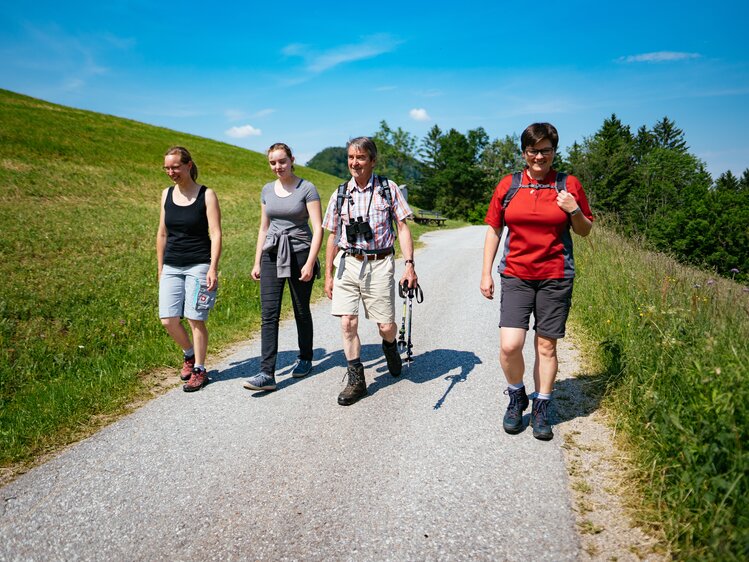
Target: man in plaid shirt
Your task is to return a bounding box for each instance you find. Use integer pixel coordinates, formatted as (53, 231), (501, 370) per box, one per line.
(323, 137), (419, 406)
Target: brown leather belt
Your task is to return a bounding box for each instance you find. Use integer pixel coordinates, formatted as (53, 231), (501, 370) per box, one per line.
(349, 251), (392, 261)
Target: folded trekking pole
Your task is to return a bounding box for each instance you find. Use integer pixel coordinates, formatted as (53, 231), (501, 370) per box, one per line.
(397, 281), (424, 367)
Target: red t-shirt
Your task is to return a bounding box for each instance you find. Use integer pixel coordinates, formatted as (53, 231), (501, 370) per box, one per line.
(484, 170), (594, 280)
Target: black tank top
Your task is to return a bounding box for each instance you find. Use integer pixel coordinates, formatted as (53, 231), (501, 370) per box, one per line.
(163, 185), (212, 266)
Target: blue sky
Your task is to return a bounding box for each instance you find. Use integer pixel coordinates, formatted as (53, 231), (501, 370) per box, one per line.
(2, 1), (748, 179)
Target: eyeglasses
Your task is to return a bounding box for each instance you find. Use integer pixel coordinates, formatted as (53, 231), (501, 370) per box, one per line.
(525, 148), (555, 157)
(162, 164), (184, 172)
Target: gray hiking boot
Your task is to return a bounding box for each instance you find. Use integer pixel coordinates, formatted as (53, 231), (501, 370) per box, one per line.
(243, 372), (277, 391)
(502, 386), (529, 434)
(291, 359), (312, 378)
(337, 364), (367, 406)
(531, 398), (554, 440)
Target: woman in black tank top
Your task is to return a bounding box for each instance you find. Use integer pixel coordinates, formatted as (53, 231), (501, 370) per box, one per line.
(157, 146), (222, 392)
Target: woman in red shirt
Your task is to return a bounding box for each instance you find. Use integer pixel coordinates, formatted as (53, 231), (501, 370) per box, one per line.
(481, 123), (593, 440)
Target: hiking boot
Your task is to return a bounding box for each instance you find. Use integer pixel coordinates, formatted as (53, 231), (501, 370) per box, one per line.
(183, 367), (208, 392)
(291, 359), (312, 378)
(382, 340), (402, 377)
(337, 365), (367, 406)
(531, 398), (554, 441)
(180, 355), (196, 381)
(243, 372), (277, 391)
(502, 386), (529, 434)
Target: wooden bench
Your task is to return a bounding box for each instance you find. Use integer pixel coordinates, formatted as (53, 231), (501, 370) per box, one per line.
(413, 209), (447, 226)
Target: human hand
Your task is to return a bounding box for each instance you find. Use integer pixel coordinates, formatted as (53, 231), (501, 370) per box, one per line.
(480, 273), (494, 299)
(251, 264), (260, 281)
(556, 190), (579, 214)
(206, 269), (218, 291)
(299, 263), (314, 282)
(399, 267), (418, 290)
(324, 276), (334, 299)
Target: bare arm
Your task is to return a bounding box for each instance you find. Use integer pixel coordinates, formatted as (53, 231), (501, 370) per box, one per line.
(324, 230), (338, 299)
(205, 188), (222, 291)
(251, 203), (270, 281)
(300, 199), (323, 281)
(156, 188), (169, 280)
(557, 190), (592, 237)
(396, 219), (418, 289)
(480, 226), (501, 299)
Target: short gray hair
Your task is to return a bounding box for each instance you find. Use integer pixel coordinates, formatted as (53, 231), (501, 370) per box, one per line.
(347, 137), (377, 161)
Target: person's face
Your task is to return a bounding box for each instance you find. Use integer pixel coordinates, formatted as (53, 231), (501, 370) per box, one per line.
(348, 146), (375, 184)
(163, 154), (190, 183)
(523, 139), (555, 179)
(268, 149), (293, 178)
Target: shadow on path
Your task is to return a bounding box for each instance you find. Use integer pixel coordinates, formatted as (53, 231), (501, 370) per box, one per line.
(211, 344), (482, 409)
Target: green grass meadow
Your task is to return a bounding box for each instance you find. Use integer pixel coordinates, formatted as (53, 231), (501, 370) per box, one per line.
(570, 225), (748, 560)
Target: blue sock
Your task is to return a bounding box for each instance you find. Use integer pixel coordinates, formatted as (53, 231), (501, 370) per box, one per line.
(183, 348), (194, 359)
(536, 393), (551, 401)
(508, 382), (525, 391)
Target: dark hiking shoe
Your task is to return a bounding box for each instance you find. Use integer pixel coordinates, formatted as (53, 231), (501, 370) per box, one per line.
(291, 359), (312, 378)
(382, 340), (402, 377)
(180, 355), (196, 381)
(531, 398), (554, 441)
(502, 386), (529, 434)
(338, 365), (367, 406)
(243, 372), (277, 391)
(183, 367), (208, 392)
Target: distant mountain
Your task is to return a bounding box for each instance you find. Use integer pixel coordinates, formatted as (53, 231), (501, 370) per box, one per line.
(306, 146), (348, 179)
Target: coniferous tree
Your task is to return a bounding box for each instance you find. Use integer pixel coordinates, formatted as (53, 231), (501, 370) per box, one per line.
(652, 116), (688, 152)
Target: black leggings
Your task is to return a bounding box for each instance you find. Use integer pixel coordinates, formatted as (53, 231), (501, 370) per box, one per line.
(259, 249), (315, 374)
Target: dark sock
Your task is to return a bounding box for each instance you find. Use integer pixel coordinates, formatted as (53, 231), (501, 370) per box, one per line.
(347, 358), (363, 369)
(382, 338), (397, 348)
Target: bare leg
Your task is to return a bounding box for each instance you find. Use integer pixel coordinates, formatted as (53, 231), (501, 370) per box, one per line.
(534, 334), (558, 394)
(377, 322), (397, 343)
(499, 327), (527, 385)
(340, 315), (361, 361)
(187, 319), (208, 366)
(161, 317), (192, 351)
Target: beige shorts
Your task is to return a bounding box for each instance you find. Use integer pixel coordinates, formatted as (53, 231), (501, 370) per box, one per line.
(331, 251), (396, 323)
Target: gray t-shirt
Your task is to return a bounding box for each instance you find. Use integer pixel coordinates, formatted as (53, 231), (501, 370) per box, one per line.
(261, 179), (320, 253)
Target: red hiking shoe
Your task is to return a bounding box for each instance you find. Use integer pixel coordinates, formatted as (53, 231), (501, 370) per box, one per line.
(183, 367), (208, 392)
(180, 355), (195, 381)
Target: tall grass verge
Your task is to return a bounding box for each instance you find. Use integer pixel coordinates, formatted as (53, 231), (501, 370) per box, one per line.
(570, 224), (748, 560)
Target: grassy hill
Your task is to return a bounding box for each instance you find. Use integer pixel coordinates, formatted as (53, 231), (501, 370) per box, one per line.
(0, 89), (347, 469)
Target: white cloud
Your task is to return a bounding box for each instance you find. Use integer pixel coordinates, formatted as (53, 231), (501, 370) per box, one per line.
(618, 51), (701, 63)
(254, 108), (275, 118)
(283, 34), (401, 74)
(225, 124), (262, 138)
(409, 108), (430, 121)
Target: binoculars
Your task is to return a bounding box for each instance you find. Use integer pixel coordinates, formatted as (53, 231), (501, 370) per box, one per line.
(346, 217), (373, 244)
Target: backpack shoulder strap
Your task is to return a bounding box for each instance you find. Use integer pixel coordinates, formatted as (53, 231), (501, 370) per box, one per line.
(335, 181), (348, 214)
(377, 176), (397, 236)
(554, 172), (568, 192)
(334, 181), (348, 246)
(501, 172), (524, 209)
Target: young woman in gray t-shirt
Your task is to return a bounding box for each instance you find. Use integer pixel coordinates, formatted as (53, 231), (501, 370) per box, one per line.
(243, 143), (323, 391)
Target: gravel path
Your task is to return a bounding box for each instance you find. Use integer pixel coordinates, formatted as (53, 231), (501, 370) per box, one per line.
(1, 226), (584, 561)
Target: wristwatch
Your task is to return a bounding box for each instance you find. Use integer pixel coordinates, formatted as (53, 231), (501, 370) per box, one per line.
(570, 207), (581, 216)
(405, 259), (415, 266)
